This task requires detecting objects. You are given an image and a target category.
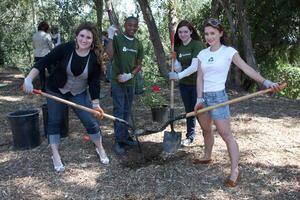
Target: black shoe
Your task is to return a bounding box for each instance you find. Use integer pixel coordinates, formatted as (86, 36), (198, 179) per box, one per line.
(114, 143), (125, 155)
(121, 139), (138, 146)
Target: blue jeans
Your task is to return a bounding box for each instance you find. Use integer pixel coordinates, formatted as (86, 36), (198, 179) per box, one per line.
(112, 85), (133, 143)
(46, 89), (101, 144)
(105, 61), (112, 82)
(203, 90), (230, 120)
(179, 84), (197, 140)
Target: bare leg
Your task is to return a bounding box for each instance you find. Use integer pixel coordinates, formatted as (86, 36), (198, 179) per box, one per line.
(197, 112), (214, 160)
(214, 119), (239, 181)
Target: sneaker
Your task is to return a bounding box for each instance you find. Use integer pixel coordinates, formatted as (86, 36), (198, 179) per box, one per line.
(96, 148), (109, 164)
(51, 156), (65, 173)
(114, 142), (125, 155)
(181, 138), (193, 147)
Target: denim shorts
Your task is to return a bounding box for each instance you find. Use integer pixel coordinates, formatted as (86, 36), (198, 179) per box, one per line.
(203, 90), (230, 120)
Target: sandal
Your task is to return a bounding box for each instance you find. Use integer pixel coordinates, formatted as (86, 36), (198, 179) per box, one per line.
(96, 148), (109, 165)
(193, 158), (213, 164)
(224, 172), (240, 187)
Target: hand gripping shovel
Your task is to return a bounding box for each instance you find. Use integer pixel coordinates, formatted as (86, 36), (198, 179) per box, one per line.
(163, 31), (181, 154)
(32, 89), (132, 129)
(138, 83), (287, 136)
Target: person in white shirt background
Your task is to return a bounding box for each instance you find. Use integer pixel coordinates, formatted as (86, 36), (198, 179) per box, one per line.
(32, 21), (54, 91)
(194, 18), (281, 187)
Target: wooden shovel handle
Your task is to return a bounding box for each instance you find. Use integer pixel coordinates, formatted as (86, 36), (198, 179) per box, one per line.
(32, 89), (123, 123)
(186, 83), (287, 118)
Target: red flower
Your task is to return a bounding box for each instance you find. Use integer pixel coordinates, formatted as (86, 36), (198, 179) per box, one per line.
(151, 85), (161, 93)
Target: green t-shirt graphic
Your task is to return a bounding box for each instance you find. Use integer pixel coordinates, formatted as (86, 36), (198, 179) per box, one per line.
(111, 34), (144, 86)
(175, 40), (204, 85)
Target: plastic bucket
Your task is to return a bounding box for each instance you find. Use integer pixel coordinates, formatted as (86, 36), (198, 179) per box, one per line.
(151, 105), (169, 123)
(7, 109), (41, 150)
(42, 104), (69, 138)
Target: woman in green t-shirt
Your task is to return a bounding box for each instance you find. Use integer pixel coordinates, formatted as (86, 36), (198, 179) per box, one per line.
(169, 20), (205, 146)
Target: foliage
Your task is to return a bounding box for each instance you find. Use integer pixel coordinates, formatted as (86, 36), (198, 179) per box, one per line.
(141, 85), (168, 108)
(261, 61), (300, 99)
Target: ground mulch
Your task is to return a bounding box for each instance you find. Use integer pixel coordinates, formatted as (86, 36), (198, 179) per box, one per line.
(0, 69), (299, 200)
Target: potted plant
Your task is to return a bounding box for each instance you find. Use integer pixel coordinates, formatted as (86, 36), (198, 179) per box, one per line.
(141, 85), (169, 122)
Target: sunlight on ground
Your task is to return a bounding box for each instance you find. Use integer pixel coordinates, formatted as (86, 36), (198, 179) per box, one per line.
(62, 169), (100, 187)
(0, 96), (24, 102)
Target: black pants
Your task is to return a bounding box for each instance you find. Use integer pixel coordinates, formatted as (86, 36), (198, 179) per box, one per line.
(34, 57), (52, 92)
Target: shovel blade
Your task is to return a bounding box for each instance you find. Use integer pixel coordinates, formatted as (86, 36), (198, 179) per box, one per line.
(163, 131), (181, 153)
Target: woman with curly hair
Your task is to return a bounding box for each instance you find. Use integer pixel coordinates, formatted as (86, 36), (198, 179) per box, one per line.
(23, 22), (109, 172)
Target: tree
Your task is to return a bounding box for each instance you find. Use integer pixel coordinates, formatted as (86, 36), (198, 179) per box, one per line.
(136, 0), (169, 77)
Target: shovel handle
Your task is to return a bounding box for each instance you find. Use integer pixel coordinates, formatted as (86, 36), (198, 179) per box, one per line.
(186, 83), (287, 118)
(32, 89), (129, 125)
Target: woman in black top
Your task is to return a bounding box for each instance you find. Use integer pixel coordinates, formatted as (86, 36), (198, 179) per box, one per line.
(23, 22), (109, 172)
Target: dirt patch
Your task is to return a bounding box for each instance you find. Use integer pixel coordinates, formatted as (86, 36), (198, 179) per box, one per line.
(0, 69), (299, 199)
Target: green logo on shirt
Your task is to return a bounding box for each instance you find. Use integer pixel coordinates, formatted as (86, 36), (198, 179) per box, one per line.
(179, 53), (191, 58)
(208, 57), (214, 63)
(122, 46), (137, 53)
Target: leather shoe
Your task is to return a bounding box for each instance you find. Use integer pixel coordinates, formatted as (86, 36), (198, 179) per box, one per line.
(114, 142), (125, 155)
(224, 172), (240, 187)
(193, 158), (213, 164)
(121, 139), (138, 146)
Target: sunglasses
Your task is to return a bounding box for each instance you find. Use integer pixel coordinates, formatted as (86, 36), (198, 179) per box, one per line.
(206, 18), (221, 27)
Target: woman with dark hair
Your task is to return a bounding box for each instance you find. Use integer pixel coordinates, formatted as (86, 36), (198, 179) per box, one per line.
(23, 22), (109, 172)
(32, 21), (55, 91)
(168, 20), (205, 146)
(194, 18), (280, 187)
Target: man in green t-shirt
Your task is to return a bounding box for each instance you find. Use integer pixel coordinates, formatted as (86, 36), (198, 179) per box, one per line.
(106, 16), (144, 155)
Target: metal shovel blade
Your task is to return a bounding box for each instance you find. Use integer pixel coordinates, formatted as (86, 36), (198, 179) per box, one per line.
(163, 130), (181, 153)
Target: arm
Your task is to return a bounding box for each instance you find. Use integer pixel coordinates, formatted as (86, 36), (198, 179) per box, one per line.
(177, 58), (199, 79)
(106, 39), (113, 59)
(22, 68), (40, 93)
(106, 26), (118, 59)
(232, 52), (281, 91)
(232, 53), (265, 84)
(196, 61), (204, 98)
(194, 61), (205, 111)
(46, 34), (55, 50)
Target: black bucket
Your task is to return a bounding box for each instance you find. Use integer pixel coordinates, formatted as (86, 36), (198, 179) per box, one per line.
(42, 104), (69, 138)
(151, 105), (169, 123)
(7, 109), (41, 150)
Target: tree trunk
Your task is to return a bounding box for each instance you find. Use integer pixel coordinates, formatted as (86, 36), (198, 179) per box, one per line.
(31, 0), (37, 31)
(93, 0), (104, 39)
(136, 0), (168, 77)
(168, 0), (177, 37)
(235, 0), (257, 70)
(221, 0), (241, 87)
(211, 0), (221, 17)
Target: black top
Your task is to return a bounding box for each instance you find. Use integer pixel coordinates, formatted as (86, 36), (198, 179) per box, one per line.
(34, 42), (101, 100)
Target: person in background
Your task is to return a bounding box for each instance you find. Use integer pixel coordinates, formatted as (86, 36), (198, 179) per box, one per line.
(168, 20), (205, 147)
(32, 21), (55, 92)
(51, 26), (62, 47)
(23, 22), (109, 172)
(194, 18), (281, 187)
(106, 16), (144, 155)
(102, 31), (112, 83)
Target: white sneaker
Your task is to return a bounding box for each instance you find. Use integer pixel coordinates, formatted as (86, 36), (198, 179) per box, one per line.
(96, 148), (109, 165)
(51, 156), (65, 173)
(181, 138), (193, 147)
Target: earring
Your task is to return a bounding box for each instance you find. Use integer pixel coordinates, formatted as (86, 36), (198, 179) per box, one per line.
(91, 43), (95, 50)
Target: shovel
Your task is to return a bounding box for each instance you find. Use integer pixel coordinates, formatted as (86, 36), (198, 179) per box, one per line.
(32, 89), (132, 128)
(138, 83), (287, 137)
(163, 31), (181, 154)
